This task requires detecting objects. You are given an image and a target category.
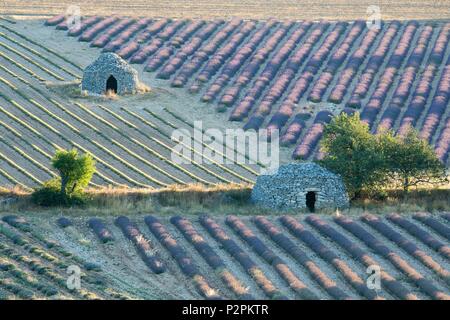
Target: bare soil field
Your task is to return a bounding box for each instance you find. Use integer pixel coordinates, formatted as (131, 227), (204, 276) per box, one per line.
(2, 1), (450, 20)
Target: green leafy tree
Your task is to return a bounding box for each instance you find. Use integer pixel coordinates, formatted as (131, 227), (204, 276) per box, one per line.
(32, 149), (95, 206)
(320, 114), (447, 199)
(379, 128), (447, 192)
(52, 149), (96, 197)
(319, 113), (387, 198)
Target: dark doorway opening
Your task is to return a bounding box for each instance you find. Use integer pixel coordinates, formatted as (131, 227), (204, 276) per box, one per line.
(306, 191), (316, 212)
(106, 75), (117, 94)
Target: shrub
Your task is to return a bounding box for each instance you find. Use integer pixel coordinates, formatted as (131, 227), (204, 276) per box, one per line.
(320, 113), (446, 198)
(379, 128), (447, 192)
(320, 113), (386, 198)
(31, 179), (89, 207)
(32, 149), (95, 207)
(56, 217), (73, 228)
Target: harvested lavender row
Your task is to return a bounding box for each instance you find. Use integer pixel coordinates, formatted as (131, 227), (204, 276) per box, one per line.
(305, 215), (418, 300)
(199, 215), (288, 300)
(157, 21), (223, 79)
(114, 216), (165, 274)
(145, 20), (205, 72)
(116, 19), (170, 59)
(172, 18), (243, 88)
(292, 110), (333, 159)
(327, 23), (385, 103)
(102, 18), (152, 52)
(308, 20), (367, 103)
(387, 214), (450, 261)
(201, 20), (278, 103)
(145, 216), (222, 299)
(91, 18), (135, 48)
(361, 214), (450, 285)
(225, 215), (317, 299)
(88, 218), (114, 243)
(2, 215), (32, 232)
(443, 214), (450, 223)
(170, 216), (254, 299)
(79, 17), (119, 42)
(68, 16), (102, 37)
(229, 22), (325, 122)
(130, 19), (186, 64)
(414, 213), (450, 241)
(334, 216), (450, 300)
(252, 216), (351, 300)
(56, 217), (72, 229)
(279, 215), (383, 300)
(219, 21), (299, 107)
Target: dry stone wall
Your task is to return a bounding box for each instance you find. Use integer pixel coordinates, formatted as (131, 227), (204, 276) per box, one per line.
(251, 162), (349, 210)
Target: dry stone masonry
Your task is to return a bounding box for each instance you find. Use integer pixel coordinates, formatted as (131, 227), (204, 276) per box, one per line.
(82, 52), (140, 95)
(251, 162), (349, 211)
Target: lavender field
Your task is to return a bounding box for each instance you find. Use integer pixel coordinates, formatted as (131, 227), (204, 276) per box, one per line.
(44, 16), (450, 164)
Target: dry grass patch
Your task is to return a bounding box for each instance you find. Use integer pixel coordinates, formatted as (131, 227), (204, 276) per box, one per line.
(46, 80), (152, 102)
(0, 184), (449, 216)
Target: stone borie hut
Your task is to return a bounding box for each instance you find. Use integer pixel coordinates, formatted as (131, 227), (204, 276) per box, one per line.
(251, 162), (349, 211)
(81, 53), (139, 95)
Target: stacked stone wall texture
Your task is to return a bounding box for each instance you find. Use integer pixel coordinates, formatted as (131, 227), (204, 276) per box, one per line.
(82, 53), (139, 95)
(251, 162), (349, 210)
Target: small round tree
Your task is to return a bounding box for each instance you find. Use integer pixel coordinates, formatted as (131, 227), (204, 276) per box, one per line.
(319, 113), (386, 199)
(320, 113), (447, 199)
(379, 128), (447, 193)
(32, 149), (96, 206)
(52, 149), (96, 197)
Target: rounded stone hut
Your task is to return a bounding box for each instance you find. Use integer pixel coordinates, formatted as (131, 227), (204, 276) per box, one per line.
(81, 52), (139, 95)
(251, 162), (349, 211)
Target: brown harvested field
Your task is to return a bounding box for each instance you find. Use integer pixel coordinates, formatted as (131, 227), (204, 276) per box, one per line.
(3, 1), (450, 20)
